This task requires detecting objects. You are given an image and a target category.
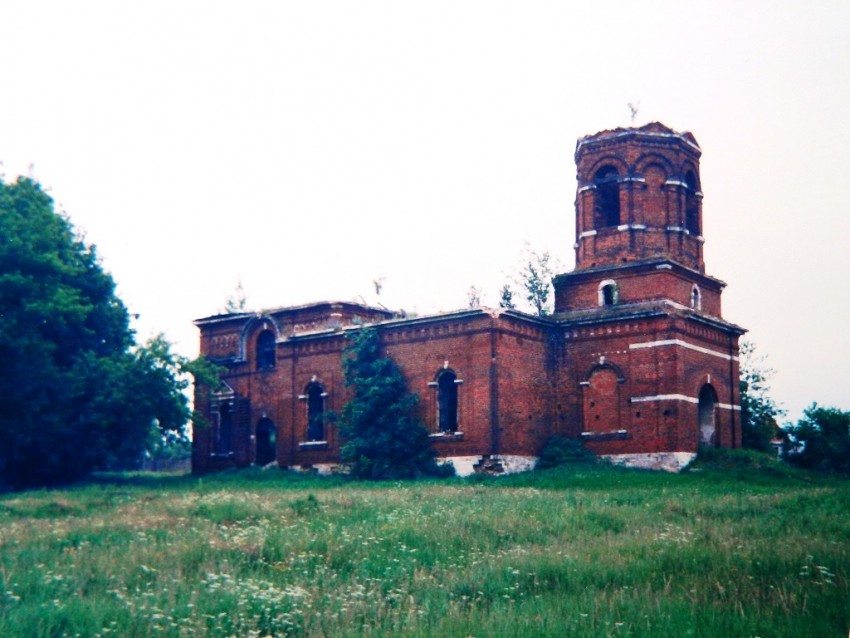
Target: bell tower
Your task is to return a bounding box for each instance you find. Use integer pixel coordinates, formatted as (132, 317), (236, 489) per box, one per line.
(551, 122), (745, 470)
(573, 122), (704, 272)
(554, 122), (724, 317)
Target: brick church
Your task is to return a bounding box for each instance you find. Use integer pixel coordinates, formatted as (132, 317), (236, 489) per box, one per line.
(192, 123), (745, 475)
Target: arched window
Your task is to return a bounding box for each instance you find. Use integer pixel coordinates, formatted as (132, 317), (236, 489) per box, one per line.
(698, 384), (718, 445)
(306, 383), (326, 441)
(215, 401), (233, 455)
(255, 418), (276, 465)
(684, 170), (700, 235)
(256, 330), (276, 370)
(691, 285), (702, 310)
(598, 279), (618, 307)
(437, 370), (458, 432)
(593, 166), (620, 228)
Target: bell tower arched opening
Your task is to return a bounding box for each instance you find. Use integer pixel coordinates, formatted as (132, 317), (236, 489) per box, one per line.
(685, 170), (701, 236)
(593, 166), (621, 228)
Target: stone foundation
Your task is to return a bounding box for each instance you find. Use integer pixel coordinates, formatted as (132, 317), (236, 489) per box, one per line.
(601, 452), (697, 473)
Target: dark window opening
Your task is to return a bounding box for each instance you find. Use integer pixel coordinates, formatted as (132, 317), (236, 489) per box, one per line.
(684, 170), (700, 235)
(601, 283), (618, 306)
(593, 166), (620, 228)
(256, 418), (276, 465)
(215, 402), (233, 455)
(691, 286), (701, 310)
(257, 330), (276, 370)
(307, 384), (325, 441)
(438, 370), (458, 432)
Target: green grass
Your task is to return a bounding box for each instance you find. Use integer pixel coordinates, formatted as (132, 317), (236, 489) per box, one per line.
(1, 454), (849, 637)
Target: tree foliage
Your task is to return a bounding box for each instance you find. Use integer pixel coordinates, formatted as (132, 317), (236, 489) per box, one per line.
(0, 177), (212, 489)
(784, 404), (850, 473)
(498, 284), (516, 310)
(739, 341), (784, 452)
(514, 246), (553, 316)
(222, 278), (247, 314)
(339, 327), (446, 479)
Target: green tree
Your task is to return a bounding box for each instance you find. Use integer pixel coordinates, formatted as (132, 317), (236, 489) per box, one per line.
(498, 284), (516, 309)
(739, 341), (784, 451)
(0, 177), (212, 489)
(784, 404), (850, 473)
(516, 247), (553, 316)
(338, 327), (445, 479)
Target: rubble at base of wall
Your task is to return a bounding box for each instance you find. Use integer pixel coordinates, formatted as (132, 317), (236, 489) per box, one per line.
(440, 455), (538, 477)
(601, 452), (697, 473)
(289, 463), (340, 475)
(286, 455), (541, 478)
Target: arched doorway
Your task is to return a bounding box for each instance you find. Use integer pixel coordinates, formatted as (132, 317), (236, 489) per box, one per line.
(698, 384), (718, 445)
(256, 418), (276, 465)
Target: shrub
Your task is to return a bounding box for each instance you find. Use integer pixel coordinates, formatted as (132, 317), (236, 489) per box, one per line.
(536, 435), (595, 469)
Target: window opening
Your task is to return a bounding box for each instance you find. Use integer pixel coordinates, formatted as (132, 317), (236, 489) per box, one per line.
(255, 418), (276, 465)
(598, 280), (618, 307)
(684, 170), (700, 235)
(437, 370), (458, 432)
(307, 384), (325, 441)
(215, 402), (233, 455)
(256, 330), (276, 370)
(691, 285), (702, 310)
(593, 166), (620, 228)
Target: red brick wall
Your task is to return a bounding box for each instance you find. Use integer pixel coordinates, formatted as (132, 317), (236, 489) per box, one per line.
(491, 315), (554, 458)
(558, 314), (740, 456)
(573, 124), (705, 273)
(555, 268), (722, 316)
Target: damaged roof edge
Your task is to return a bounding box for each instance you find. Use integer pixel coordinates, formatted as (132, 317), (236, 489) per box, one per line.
(193, 299), (395, 327)
(278, 306), (558, 343)
(576, 122), (701, 155)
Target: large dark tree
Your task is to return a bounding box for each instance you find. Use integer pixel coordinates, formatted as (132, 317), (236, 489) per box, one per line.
(0, 177), (208, 489)
(784, 405), (850, 473)
(339, 327), (445, 479)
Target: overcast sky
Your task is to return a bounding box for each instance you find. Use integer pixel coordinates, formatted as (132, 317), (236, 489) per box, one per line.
(1, 1), (848, 423)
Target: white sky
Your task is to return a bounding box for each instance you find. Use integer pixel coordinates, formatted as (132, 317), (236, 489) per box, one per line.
(1, 1), (848, 423)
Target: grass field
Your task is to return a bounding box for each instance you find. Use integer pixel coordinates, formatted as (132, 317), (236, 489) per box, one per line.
(1, 451), (848, 637)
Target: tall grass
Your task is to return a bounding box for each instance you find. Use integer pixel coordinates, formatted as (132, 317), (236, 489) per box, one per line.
(1, 455), (848, 637)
